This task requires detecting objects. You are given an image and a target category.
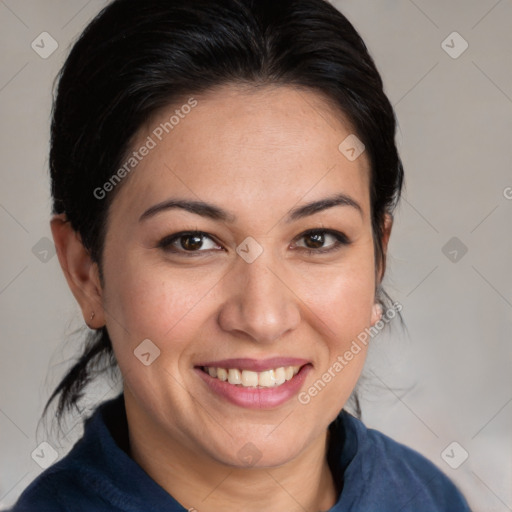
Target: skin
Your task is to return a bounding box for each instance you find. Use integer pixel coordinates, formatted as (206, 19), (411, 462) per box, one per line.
(52, 84), (392, 512)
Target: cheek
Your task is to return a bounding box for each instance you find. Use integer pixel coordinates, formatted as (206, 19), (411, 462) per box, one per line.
(298, 271), (374, 415)
(306, 273), (374, 386)
(298, 250), (377, 340)
(101, 255), (222, 361)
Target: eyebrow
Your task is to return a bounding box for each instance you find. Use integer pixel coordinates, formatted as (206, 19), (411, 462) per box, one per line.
(139, 193), (362, 223)
(286, 193), (362, 222)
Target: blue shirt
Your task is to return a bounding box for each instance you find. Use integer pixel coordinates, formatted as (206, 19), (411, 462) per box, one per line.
(8, 394), (471, 511)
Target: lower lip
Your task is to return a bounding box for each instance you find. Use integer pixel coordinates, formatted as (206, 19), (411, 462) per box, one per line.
(195, 365), (312, 409)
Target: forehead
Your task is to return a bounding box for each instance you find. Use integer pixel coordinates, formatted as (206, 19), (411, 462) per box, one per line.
(110, 84), (371, 223)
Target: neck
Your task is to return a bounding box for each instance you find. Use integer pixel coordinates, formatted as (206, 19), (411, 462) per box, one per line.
(124, 398), (338, 512)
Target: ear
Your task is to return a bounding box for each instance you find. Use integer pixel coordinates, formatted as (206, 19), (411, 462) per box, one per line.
(371, 213), (393, 326)
(377, 213), (393, 284)
(50, 214), (105, 329)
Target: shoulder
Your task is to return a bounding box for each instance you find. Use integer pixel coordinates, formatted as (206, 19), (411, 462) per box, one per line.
(7, 468), (69, 512)
(7, 399), (121, 512)
(338, 411), (472, 511)
(6, 437), (119, 512)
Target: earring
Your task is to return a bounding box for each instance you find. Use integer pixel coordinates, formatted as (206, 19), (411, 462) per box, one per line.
(90, 311), (95, 321)
(371, 303), (383, 325)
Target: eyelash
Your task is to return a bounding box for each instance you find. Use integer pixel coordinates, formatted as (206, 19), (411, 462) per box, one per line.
(157, 229), (351, 257)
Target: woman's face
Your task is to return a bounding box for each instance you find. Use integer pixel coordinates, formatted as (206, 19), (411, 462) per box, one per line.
(100, 85), (384, 467)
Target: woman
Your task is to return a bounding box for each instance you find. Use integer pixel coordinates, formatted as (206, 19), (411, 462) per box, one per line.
(9, 0), (471, 510)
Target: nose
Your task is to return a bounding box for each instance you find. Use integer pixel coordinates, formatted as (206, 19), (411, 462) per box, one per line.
(217, 255), (301, 344)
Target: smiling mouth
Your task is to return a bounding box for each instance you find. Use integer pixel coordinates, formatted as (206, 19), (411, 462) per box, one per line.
(200, 365), (303, 388)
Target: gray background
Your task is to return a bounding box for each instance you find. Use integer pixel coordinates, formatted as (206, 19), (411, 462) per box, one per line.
(1, 0), (511, 510)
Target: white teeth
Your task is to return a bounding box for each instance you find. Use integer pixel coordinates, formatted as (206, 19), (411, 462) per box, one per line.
(241, 370), (258, 387)
(203, 365), (302, 388)
(274, 367), (286, 385)
(258, 369), (275, 387)
(228, 368), (241, 385)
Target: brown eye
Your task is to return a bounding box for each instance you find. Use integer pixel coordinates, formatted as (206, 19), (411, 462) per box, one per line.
(158, 231), (222, 254)
(303, 232), (326, 249)
(294, 229), (350, 254)
(181, 234), (204, 251)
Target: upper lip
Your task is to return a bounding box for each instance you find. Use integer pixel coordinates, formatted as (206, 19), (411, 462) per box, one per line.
(195, 357), (310, 372)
